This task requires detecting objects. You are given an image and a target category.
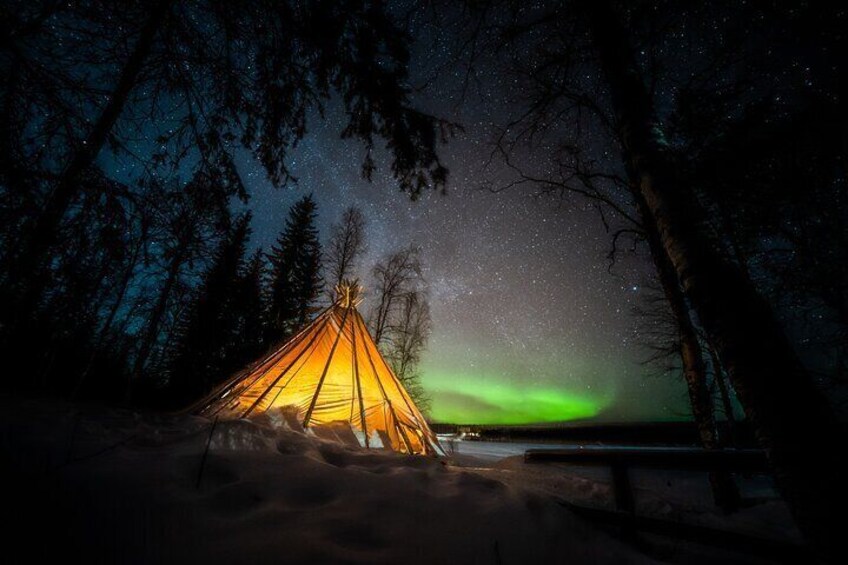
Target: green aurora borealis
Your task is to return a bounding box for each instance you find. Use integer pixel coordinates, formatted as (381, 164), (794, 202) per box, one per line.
(424, 371), (610, 424)
(419, 328), (691, 425)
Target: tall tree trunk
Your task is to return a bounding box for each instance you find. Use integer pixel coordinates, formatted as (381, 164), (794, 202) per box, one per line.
(0, 58), (25, 202)
(587, 2), (846, 558)
(371, 286), (396, 346)
(130, 252), (183, 396)
(708, 342), (739, 447)
(72, 238), (143, 398)
(98, 240), (143, 348)
(637, 192), (740, 511)
(372, 299), (391, 346)
(10, 0), (170, 318)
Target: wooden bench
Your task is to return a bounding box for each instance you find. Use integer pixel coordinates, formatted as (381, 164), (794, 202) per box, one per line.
(524, 446), (769, 513)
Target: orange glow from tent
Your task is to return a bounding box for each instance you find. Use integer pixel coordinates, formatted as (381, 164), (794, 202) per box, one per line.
(195, 284), (442, 456)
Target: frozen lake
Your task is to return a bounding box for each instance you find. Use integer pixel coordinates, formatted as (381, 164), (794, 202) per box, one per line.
(437, 437), (581, 461)
(439, 437), (781, 501)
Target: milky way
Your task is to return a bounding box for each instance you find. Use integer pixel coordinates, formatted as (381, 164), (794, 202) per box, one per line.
(233, 13), (692, 425)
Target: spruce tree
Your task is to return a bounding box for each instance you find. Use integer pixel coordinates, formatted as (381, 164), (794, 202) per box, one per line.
(167, 214), (251, 405)
(232, 250), (266, 363)
(266, 195), (323, 344)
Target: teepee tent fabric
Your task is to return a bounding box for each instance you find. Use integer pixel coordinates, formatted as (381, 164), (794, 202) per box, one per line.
(194, 284), (443, 456)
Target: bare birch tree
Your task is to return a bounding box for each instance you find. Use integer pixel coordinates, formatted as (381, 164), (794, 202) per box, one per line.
(369, 246), (423, 347)
(384, 291), (432, 412)
(325, 207), (367, 296)
(368, 246), (432, 409)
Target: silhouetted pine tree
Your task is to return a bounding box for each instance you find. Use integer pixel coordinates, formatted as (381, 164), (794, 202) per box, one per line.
(232, 250), (266, 363)
(167, 214), (251, 406)
(266, 195), (323, 344)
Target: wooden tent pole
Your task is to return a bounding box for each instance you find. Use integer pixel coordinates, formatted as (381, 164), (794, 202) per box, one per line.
(356, 314), (415, 453)
(264, 308), (347, 411)
(392, 407), (415, 454)
(355, 310), (442, 455)
(196, 308), (333, 417)
(349, 330), (356, 422)
(241, 311), (335, 418)
(352, 314), (370, 448)
(302, 305), (352, 428)
(235, 309), (333, 392)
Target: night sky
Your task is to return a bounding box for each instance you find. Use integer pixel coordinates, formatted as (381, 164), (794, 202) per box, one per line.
(230, 15), (691, 425)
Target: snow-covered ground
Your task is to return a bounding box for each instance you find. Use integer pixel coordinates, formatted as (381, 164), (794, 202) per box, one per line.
(444, 438), (800, 550)
(3, 398), (801, 563)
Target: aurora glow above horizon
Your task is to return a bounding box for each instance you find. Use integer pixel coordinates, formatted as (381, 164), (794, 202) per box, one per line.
(417, 324), (685, 425)
(425, 372), (610, 425)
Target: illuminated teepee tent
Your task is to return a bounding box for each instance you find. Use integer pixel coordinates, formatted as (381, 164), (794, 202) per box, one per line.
(194, 283), (443, 456)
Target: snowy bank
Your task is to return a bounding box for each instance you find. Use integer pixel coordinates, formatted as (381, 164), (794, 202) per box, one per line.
(2, 398), (795, 563)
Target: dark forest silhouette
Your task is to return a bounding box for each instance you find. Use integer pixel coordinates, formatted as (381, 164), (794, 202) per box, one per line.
(0, 1), (444, 408)
(1, 1), (846, 561)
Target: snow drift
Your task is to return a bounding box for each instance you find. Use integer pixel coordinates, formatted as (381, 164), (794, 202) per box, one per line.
(3, 399), (657, 564)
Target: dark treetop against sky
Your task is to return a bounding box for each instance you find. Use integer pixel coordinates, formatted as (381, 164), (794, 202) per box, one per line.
(228, 9), (692, 425)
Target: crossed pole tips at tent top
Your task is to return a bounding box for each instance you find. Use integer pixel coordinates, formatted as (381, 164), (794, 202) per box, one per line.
(190, 280), (444, 456)
(335, 280), (364, 309)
